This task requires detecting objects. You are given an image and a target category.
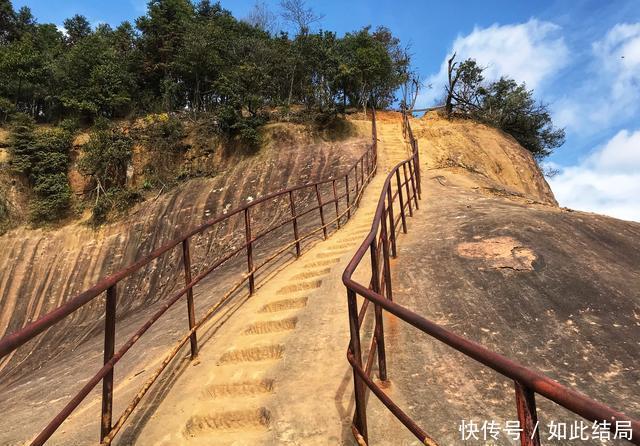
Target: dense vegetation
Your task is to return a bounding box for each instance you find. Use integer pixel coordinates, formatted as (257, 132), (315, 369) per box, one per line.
(0, 0), (411, 225)
(445, 56), (565, 159)
(7, 114), (75, 222)
(0, 0), (409, 126)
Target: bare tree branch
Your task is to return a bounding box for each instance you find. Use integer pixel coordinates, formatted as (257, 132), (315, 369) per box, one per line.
(245, 1), (278, 34)
(279, 0), (323, 34)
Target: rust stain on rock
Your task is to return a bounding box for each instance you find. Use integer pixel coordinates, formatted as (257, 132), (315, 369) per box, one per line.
(456, 236), (538, 271)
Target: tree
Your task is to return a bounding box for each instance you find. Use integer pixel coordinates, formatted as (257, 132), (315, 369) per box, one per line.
(55, 27), (134, 118)
(63, 14), (91, 45)
(480, 78), (565, 159)
(0, 19), (63, 119)
(444, 57), (565, 159)
(136, 0), (195, 109)
(0, 0), (16, 43)
(279, 0), (322, 34)
(445, 54), (484, 116)
(245, 1), (277, 34)
(339, 26), (402, 112)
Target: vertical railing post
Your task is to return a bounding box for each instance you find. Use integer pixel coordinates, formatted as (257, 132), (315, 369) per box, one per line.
(370, 238), (388, 382)
(100, 285), (117, 443)
(345, 174), (351, 220)
(354, 163), (359, 201)
(414, 139), (422, 197)
(315, 184), (327, 240)
(408, 160), (419, 210)
(332, 179), (340, 229)
(380, 210), (393, 302)
(347, 288), (368, 442)
(289, 190), (301, 257)
(402, 109), (407, 139)
(244, 207), (255, 295)
(386, 183), (397, 258)
(182, 239), (198, 359)
(372, 108), (378, 172)
(515, 382), (541, 446)
(402, 163), (413, 217)
(365, 151), (370, 180)
(395, 170), (407, 233)
(360, 157), (365, 186)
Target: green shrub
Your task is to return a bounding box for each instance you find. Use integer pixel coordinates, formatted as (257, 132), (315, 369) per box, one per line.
(90, 187), (142, 226)
(79, 118), (135, 225)
(8, 113), (37, 176)
(9, 115), (75, 224)
(79, 118), (132, 190)
(29, 173), (72, 223)
(217, 105), (265, 152)
(133, 114), (188, 186)
(0, 97), (15, 123)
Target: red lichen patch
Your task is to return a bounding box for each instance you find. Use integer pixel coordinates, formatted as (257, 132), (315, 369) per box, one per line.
(456, 236), (537, 271)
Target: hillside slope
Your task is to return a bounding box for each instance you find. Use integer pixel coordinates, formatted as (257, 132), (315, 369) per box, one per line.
(366, 113), (640, 445)
(415, 112), (557, 205)
(0, 122), (367, 379)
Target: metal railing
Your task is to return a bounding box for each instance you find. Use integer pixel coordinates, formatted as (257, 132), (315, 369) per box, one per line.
(342, 109), (640, 445)
(0, 110), (379, 446)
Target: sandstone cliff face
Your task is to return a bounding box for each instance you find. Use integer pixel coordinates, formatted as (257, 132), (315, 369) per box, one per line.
(0, 122), (368, 378)
(414, 112), (557, 206)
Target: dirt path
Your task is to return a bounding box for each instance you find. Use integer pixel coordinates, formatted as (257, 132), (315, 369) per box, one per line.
(130, 116), (411, 445)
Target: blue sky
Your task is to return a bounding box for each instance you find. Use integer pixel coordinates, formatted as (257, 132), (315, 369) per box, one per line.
(13, 0), (640, 221)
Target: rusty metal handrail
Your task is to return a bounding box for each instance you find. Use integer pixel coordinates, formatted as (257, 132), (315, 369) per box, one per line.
(342, 109), (640, 445)
(0, 110), (379, 446)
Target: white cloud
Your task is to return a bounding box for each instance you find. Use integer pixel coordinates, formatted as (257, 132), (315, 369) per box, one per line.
(418, 19), (569, 107)
(554, 22), (640, 134)
(548, 129), (640, 221)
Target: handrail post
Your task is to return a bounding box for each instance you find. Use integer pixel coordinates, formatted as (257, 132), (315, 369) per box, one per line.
(408, 160), (419, 210)
(100, 285), (117, 443)
(182, 239), (198, 359)
(395, 170), (407, 233)
(365, 151), (370, 180)
(402, 163), (413, 217)
(515, 382), (541, 446)
(289, 190), (301, 257)
(372, 108), (378, 171)
(386, 183), (397, 258)
(370, 239), (388, 381)
(315, 184), (327, 240)
(244, 207), (255, 295)
(414, 139), (422, 197)
(347, 288), (368, 442)
(380, 210), (393, 302)
(345, 174), (351, 219)
(354, 163), (359, 200)
(360, 158), (365, 188)
(401, 108), (407, 139)
(332, 179), (340, 229)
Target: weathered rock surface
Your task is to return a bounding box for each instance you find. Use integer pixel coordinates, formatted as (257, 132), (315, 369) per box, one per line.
(2, 111), (638, 446)
(366, 114), (639, 445)
(0, 125), (366, 380)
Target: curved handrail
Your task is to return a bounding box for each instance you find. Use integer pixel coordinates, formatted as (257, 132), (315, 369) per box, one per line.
(0, 110), (379, 445)
(342, 109), (640, 445)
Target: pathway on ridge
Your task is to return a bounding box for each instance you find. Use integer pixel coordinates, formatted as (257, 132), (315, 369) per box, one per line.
(129, 114), (413, 445)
